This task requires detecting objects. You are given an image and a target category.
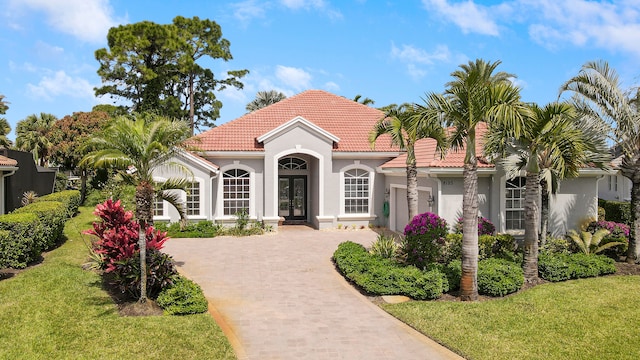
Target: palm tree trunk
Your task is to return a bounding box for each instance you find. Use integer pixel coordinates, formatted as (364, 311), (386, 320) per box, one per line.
(523, 171), (540, 282)
(539, 180), (549, 247)
(406, 160), (419, 222)
(80, 168), (88, 205)
(628, 179), (640, 263)
(135, 181), (154, 302)
(460, 160), (479, 301)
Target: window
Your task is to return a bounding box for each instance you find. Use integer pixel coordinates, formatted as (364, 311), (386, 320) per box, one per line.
(344, 168), (369, 214)
(153, 182), (164, 217)
(223, 169), (250, 216)
(609, 175), (618, 192)
(278, 157), (307, 170)
(186, 181), (200, 216)
(505, 177), (526, 230)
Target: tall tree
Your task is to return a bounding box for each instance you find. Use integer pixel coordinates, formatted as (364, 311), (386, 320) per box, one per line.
(0, 95), (11, 148)
(485, 102), (609, 282)
(423, 59), (528, 300)
(95, 16), (248, 134)
(353, 94), (375, 106)
(80, 113), (192, 302)
(246, 90), (287, 112)
(49, 111), (112, 203)
(15, 113), (57, 166)
(561, 60), (640, 264)
(370, 103), (447, 221)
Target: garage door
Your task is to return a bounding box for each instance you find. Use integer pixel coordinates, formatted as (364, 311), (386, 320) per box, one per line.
(393, 188), (431, 233)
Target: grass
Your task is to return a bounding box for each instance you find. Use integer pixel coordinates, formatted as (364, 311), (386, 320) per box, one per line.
(382, 276), (640, 359)
(0, 206), (236, 360)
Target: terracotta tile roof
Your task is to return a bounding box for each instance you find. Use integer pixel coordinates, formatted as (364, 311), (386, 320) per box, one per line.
(191, 90), (395, 152)
(381, 122), (493, 169)
(0, 155), (17, 167)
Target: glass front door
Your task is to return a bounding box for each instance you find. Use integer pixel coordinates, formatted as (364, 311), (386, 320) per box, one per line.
(278, 176), (307, 221)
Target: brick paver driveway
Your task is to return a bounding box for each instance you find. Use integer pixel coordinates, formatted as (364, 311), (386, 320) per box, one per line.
(164, 226), (463, 360)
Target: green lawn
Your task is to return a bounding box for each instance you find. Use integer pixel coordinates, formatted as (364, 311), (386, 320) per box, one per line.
(382, 275), (640, 359)
(0, 207), (236, 360)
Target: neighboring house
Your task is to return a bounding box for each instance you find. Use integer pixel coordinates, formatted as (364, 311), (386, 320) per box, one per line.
(0, 149), (57, 213)
(0, 153), (18, 215)
(154, 90), (608, 235)
(598, 155), (631, 202)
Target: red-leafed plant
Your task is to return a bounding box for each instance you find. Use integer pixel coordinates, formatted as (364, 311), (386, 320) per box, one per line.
(84, 199), (169, 272)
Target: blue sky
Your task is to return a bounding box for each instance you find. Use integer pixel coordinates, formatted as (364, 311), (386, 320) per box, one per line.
(2, 0), (640, 140)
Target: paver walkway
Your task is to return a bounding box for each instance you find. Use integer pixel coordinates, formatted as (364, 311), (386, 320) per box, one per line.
(164, 226), (464, 360)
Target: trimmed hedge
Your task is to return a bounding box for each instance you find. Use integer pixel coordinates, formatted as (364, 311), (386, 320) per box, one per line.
(157, 276), (209, 315)
(37, 190), (81, 217)
(14, 201), (68, 249)
(0, 213), (44, 268)
(538, 253), (617, 282)
(598, 199), (632, 225)
(477, 258), (524, 297)
(333, 241), (448, 300)
(442, 233), (519, 264)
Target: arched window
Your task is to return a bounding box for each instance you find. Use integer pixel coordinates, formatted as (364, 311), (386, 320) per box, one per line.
(223, 169), (250, 216)
(278, 157), (307, 170)
(344, 168), (369, 214)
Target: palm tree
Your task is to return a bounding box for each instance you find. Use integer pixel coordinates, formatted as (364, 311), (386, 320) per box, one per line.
(354, 94), (375, 106)
(15, 113), (57, 166)
(80, 113), (192, 302)
(0, 118), (12, 148)
(245, 90), (287, 112)
(0, 94), (8, 115)
(561, 60), (640, 264)
(485, 102), (609, 282)
(370, 103), (447, 221)
(421, 59), (528, 300)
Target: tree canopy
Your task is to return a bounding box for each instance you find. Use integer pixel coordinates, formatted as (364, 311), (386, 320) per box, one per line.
(15, 113), (58, 166)
(95, 16), (248, 134)
(0, 94), (11, 148)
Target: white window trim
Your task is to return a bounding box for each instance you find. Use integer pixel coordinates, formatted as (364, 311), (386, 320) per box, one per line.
(339, 163), (375, 219)
(184, 177), (205, 220)
(500, 175), (526, 234)
(216, 163), (256, 221)
(272, 148), (325, 218)
(152, 177), (170, 222)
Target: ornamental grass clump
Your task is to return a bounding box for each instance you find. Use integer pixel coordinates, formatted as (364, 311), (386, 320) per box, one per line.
(401, 212), (448, 268)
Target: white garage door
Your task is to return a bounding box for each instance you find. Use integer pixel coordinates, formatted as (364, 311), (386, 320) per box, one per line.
(393, 188), (431, 233)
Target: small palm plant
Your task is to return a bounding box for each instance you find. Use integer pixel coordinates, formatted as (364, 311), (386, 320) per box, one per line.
(21, 191), (38, 206)
(369, 233), (399, 259)
(566, 229), (625, 255)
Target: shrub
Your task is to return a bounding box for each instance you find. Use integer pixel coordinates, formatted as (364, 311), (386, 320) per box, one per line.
(111, 248), (178, 299)
(597, 206), (606, 221)
(21, 191), (38, 206)
(477, 258), (524, 297)
(566, 229), (625, 256)
(13, 201), (68, 249)
(443, 259), (462, 291)
(0, 213), (45, 268)
(369, 234), (399, 259)
(157, 276), (209, 315)
(84, 199), (169, 272)
(235, 208), (249, 231)
(401, 212), (448, 268)
(333, 241), (448, 300)
(155, 221), (223, 238)
(538, 252), (616, 282)
(598, 199), (632, 225)
(453, 216), (496, 235)
(441, 233), (519, 263)
(441, 234), (462, 264)
(585, 220), (630, 259)
(38, 190), (81, 217)
(540, 236), (572, 255)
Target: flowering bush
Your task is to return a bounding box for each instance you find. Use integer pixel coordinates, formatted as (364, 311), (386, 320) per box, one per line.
(84, 199), (169, 272)
(401, 212), (448, 268)
(453, 216), (496, 235)
(585, 220), (629, 259)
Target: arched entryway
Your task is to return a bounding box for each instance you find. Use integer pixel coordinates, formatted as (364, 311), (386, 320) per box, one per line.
(278, 156), (308, 223)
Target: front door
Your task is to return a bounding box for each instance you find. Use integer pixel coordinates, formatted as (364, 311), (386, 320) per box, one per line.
(278, 176), (307, 222)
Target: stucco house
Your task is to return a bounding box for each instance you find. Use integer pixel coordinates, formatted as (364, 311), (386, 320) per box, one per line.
(598, 155), (631, 202)
(153, 89), (607, 235)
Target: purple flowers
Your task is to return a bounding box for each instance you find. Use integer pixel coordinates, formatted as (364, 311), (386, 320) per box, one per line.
(401, 212), (448, 269)
(453, 216), (496, 236)
(586, 220), (630, 238)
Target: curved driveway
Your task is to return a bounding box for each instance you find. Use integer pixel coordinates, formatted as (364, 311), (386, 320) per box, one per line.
(164, 227), (463, 360)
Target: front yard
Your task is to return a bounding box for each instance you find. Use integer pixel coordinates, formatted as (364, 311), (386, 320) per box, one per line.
(0, 206), (235, 359)
(382, 275), (640, 359)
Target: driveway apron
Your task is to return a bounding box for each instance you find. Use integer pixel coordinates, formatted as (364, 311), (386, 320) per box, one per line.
(164, 227), (463, 360)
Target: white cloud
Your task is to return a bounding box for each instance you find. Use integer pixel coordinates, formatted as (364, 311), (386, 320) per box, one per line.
(9, 0), (123, 43)
(521, 0), (640, 57)
(390, 43), (454, 80)
(324, 81), (340, 91)
(280, 0), (343, 19)
(233, 0), (268, 23)
(423, 0), (500, 36)
(27, 71), (96, 101)
(275, 65), (312, 91)
(33, 41), (64, 59)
